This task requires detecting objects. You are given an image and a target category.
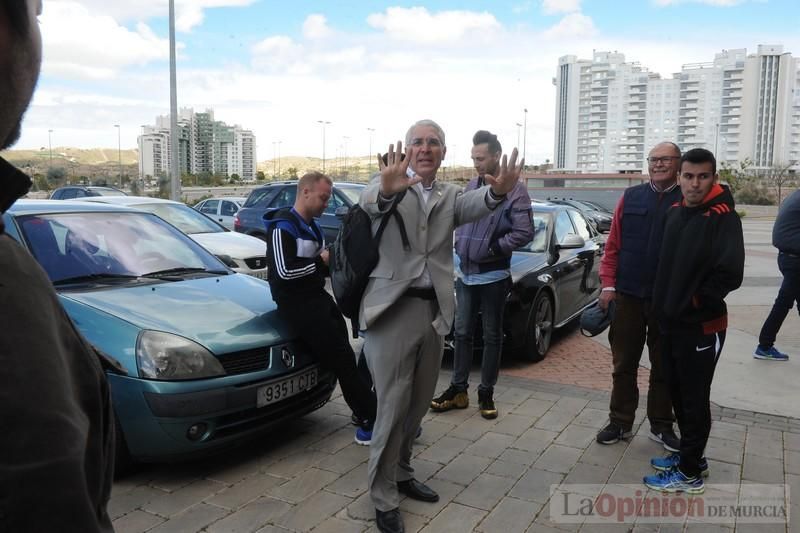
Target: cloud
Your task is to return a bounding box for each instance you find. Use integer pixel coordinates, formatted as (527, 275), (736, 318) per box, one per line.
(541, 0), (582, 15)
(44, 0), (256, 32)
(512, 1), (534, 14)
(303, 14), (333, 40)
(367, 7), (501, 43)
(41, 3), (169, 80)
(542, 12), (597, 39)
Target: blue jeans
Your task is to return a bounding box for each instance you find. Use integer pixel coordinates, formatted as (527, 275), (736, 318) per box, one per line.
(758, 252), (800, 347)
(452, 277), (510, 395)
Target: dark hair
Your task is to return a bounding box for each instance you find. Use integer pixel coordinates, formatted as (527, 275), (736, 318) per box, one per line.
(1, 2), (31, 37)
(472, 130), (502, 155)
(680, 148), (716, 175)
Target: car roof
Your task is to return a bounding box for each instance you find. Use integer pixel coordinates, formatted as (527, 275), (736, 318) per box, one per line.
(202, 196), (247, 202)
(77, 195), (180, 206)
(8, 199), (142, 215)
(252, 181), (366, 190)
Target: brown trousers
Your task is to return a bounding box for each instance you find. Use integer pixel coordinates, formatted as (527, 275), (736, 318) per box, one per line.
(608, 293), (674, 432)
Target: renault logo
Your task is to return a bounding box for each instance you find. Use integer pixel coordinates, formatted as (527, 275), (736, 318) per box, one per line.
(281, 347), (295, 369)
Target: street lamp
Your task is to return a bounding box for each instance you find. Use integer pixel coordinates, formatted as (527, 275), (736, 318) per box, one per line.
(343, 136), (350, 177)
(523, 108), (528, 163)
(276, 140), (282, 177)
(515, 122), (522, 152)
(114, 124), (122, 188)
(48, 129), (53, 167)
(272, 141), (278, 177)
(317, 120), (331, 172)
(367, 127), (375, 175)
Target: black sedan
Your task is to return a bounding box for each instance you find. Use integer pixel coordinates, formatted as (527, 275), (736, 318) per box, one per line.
(454, 201), (604, 362)
(546, 198), (613, 233)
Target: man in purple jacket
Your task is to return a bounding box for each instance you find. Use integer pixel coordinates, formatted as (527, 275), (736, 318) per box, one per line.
(431, 130), (533, 418)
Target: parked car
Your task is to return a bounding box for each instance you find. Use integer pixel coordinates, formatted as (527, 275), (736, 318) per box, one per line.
(3, 200), (336, 466)
(546, 197), (613, 233)
(455, 201), (604, 362)
(194, 196), (246, 230)
(50, 185), (127, 200)
(235, 181), (365, 243)
(79, 196), (268, 279)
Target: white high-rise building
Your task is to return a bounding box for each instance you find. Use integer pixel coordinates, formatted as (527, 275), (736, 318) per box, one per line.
(554, 45), (800, 173)
(138, 108), (257, 181)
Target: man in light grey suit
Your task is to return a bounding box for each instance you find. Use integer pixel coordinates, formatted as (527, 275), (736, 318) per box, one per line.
(359, 119), (523, 533)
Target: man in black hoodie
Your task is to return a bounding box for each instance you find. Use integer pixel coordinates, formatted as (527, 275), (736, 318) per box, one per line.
(644, 148), (744, 494)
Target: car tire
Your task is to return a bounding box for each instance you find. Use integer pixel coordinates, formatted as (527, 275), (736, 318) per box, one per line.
(522, 291), (553, 362)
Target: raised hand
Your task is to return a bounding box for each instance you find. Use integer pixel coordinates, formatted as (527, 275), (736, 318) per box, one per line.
(378, 141), (420, 196)
(483, 147), (524, 197)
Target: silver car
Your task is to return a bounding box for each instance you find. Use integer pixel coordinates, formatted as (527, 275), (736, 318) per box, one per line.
(194, 196), (246, 230)
(79, 196), (268, 279)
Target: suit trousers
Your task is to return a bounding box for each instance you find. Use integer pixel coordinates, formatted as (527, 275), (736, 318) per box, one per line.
(364, 295), (443, 511)
(608, 293), (674, 432)
(662, 329), (724, 478)
(758, 252), (800, 348)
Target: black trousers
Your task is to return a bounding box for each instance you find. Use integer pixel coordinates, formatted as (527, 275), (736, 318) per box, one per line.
(277, 291), (376, 425)
(662, 327), (725, 478)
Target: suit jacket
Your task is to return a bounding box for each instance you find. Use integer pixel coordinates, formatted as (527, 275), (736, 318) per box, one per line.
(358, 180), (495, 335)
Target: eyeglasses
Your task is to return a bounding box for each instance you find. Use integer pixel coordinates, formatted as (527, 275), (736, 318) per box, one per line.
(647, 156), (680, 164)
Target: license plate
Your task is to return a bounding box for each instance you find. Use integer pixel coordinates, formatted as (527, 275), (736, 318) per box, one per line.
(256, 367), (318, 408)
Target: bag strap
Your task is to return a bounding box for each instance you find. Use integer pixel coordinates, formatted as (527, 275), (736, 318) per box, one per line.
(374, 191), (410, 251)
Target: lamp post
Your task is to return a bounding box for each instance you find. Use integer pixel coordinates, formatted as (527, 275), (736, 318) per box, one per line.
(343, 136), (350, 177)
(272, 141), (278, 177)
(48, 129), (53, 167)
(515, 122), (522, 151)
(276, 140), (282, 177)
(714, 122), (720, 155)
(523, 108), (528, 163)
(367, 127), (375, 175)
(114, 124), (122, 188)
(317, 120), (331, 172)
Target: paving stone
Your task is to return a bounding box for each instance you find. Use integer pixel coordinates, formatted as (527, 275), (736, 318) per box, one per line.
(486, 458), (529, 480)
(414, 420), (455, 446)
(705, 436), (744, 465)
(325, 463), (369, 498)
(535, 410), (577, 433)
(494, 387), (533, 406)
(742, 454), (784, 484)
(416, 436), (471, 465)
(143, 479), (227, 518)
(316, 443), (369, 475)
(562, 462), (613, 486)
(345, 491), (374, 521)
(112, 509), (165, 533)
(580, 440), (628, 468)
(785, 449), (800, 475)
(509, 467), (565, 504)
(708, 420), (747, 443)
(205, 496), (293, 533)
(435, 453), (493, 486)
(418, 502), (486, 533)
(146, 503), (229, 533)
(408, 458), (443, 483)
(513, 397), (556, 418)
(205, 474), (284, 510)
(109, 485), (168, 520)
(453, 472), (516, 510)
(465, 431), (518, 459)
(497, 447), (538, 466)
(705, 459), (742, 486)
(784, 431), (800, 452)
(513, 427), (559, 455)
(492, 413), (535, 437)
(311, 516), (366, 533)
(745, 428), (784, 460)
(551, 397), (590, 417)
(555, 424), (599, 450)
(272, 490), (352, 531)
(309, 426), (362, 454)
(399, 478), (462, 519)
(528, 390), (563, 402)
(148, 466), (203, 493)
(534, 444), (583, 474)
(475, 495), (541, 533)
(268, 467), (340, 503)
(263, 449), (328, 479)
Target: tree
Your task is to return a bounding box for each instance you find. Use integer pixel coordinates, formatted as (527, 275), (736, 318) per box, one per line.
(719, 158), (752, 196)
(46, 166), (67, 185)
(256, 171), (266, 181)
(761, 161), (797, 206)
(286, 167), (298, 180)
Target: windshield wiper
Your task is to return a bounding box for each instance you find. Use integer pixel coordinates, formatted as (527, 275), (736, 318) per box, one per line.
(53, 273), (143, 286)
(141, 267), (227, 279)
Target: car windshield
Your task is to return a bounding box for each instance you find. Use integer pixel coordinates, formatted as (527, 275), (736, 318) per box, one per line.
(523, 212), (551, 253)
(18, 212), (227, 285)
(243, 188), (270, 207)
(132, 202), (224, 234)
(93, 188), (125, 196)
(337, 186), (363, 205)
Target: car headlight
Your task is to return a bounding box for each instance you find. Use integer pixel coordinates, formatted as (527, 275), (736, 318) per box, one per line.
(136, 330), (226, 380)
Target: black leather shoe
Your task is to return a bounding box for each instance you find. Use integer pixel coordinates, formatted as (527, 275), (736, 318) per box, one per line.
(397, 478), (439, 502)
(376, 508), (404, 533)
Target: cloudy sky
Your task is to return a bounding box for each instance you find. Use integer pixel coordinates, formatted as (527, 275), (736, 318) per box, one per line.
(17, 0), (800, 166)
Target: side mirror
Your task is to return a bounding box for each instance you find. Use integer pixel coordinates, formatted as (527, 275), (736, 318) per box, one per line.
(334, 206), (349, 218)
(556, 233), (585, 250)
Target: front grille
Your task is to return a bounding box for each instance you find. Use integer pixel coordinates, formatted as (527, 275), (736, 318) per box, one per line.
(244, 256), (267, 270)
(219, 347), (269, 375)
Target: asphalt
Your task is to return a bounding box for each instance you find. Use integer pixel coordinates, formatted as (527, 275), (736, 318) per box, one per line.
(109, 212), (800, 533)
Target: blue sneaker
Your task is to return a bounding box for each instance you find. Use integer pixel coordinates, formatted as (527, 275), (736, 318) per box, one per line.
(644, 468), (704, 494)
(355, 427), (372, 446)
(651, 453), (709, 477)
(754, 345), (789, 361)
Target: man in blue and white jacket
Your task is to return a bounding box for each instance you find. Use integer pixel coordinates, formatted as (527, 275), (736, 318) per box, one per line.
(431, 130), (533, 419)
(265, 172), (376, 442)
